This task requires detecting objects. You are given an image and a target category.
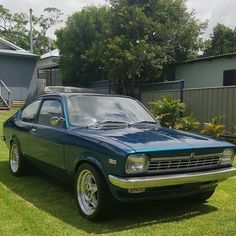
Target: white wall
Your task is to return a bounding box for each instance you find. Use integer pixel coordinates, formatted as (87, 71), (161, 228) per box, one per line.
(175, 57), (236, 88)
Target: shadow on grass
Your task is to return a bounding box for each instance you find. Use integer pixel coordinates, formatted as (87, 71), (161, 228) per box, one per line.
(0, 161), (218, 234)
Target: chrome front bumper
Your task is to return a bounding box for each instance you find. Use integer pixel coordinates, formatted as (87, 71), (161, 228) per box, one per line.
(109, 167), (236, 189)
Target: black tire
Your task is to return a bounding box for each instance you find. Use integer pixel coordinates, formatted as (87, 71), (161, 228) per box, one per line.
(75, 163), (115, 221)
(9, 141), (30, 176)
(190, 189), (216, 203)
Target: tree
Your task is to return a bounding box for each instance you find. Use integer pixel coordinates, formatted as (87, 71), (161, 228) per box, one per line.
(0, 5), (12, 35)
(57, 0), (206, 94)
(204, 24), (236, 55)
(0, 5), (63, 54)
(104, 0), (206, 94)
(56, 6), (110, 86)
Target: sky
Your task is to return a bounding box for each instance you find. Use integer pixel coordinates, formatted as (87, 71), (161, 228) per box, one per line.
(1, 0), (236, 38)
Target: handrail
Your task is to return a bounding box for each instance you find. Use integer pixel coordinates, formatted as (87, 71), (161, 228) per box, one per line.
(0, 80), (11, 93)
(0, 80), (11, 108)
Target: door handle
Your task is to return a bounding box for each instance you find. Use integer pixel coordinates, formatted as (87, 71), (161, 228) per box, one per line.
(30, 128), (37, 134)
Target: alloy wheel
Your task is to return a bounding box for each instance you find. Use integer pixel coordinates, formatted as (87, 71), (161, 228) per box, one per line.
(10, 144), (20, 173)
(77, 169), (98, 216)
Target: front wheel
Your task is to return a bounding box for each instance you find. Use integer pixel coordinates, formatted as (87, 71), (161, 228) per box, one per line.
(75, 163), (114, 221)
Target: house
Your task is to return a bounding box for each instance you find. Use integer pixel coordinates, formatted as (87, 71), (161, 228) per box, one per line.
(0, 37), (38, 108)
(175, 53), (236, 88)
(36, 49), (115, 94)
(37, 49), (61, 86)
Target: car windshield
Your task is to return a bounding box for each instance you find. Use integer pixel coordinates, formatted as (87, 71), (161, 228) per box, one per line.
(67, 95), (157, 127)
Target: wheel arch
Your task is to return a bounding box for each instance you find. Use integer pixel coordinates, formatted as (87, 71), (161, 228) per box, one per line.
(75, 158), (104, 176)
(74, 156), (109, 186)
(10, 136), (22, 152)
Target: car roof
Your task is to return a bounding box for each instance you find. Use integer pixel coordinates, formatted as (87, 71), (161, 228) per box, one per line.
(38, 93), (133, 99)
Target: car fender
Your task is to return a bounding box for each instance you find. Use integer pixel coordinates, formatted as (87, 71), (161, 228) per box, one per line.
(74, 153), (106, 176)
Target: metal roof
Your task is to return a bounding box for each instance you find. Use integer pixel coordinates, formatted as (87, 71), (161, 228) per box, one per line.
(0, 49), (38, 58)
(0, 37), (26, 51)
(0, 37), (38, 58)
(180, 52), (236, 64)
(41, 49), (59, 59)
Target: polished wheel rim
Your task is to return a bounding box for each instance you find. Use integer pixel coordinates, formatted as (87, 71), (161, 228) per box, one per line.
(77, 170), (98, 216)
(10, 144), (19, 173)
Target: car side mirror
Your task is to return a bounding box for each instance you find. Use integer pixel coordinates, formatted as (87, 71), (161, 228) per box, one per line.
(50, 116), (65, 127)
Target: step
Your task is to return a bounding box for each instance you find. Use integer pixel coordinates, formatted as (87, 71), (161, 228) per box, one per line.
(0, 106), (9, 110)
(11, 100), (26, 107)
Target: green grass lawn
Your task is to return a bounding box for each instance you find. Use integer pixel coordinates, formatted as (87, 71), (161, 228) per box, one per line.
(0, 110), (236, 236)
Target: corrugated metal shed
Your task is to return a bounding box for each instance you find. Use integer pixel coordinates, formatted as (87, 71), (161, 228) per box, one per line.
(180, 52), (236, 64)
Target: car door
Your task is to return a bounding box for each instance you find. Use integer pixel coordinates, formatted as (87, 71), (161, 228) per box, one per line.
(15, 99), (42, 157)
(29, 98), (66, 170)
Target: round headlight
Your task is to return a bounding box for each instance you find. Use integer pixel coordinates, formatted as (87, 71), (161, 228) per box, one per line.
(221, 148), (235, 165)
(126, 154), (149, 174)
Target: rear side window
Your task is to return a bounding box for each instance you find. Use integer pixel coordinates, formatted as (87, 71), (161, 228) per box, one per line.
(21, 100), (41, 123)
(38, 100), (63, 126)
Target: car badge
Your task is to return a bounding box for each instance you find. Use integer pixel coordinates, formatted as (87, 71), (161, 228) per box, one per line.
(108, 159), (117, 165)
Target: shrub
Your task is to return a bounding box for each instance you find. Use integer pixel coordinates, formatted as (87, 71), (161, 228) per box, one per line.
(175, 113), (200, 131)
(201, 115), (225, 137)
(149, 96), (185, 128)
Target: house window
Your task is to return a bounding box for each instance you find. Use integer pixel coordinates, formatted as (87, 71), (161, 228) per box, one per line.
(223, 69), (236, 86)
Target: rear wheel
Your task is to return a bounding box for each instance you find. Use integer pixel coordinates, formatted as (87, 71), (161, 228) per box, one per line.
(9, 141), (29, 176)
(75, 163), (114, 221)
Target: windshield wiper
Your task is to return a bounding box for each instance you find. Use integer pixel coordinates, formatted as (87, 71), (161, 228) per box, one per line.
(129, 121), (157, 126)
(87, 120), (129, 127)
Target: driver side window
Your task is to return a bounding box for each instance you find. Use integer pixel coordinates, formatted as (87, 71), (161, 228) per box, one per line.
(37, 100), (64, 127)
(21, 100), (41, 123)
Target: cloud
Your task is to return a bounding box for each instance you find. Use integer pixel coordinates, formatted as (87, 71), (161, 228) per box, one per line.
(1, 0), (236, 39)
(0, 0), (107, 38)
(0, 0), (106, 16)
(187, 0), (236, 37)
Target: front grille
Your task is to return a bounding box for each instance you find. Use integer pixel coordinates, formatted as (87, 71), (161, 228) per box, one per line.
(148, 154), (222, 173)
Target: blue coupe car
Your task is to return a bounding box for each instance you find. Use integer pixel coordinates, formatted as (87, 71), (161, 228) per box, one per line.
(2, 93), (236, 221)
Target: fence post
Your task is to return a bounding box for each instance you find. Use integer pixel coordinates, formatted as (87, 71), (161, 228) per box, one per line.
(180, 80), (184, 103)
(180, 80), (185, 118)
(138, 84), (142, 101)
(109, 79), (111, 94)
